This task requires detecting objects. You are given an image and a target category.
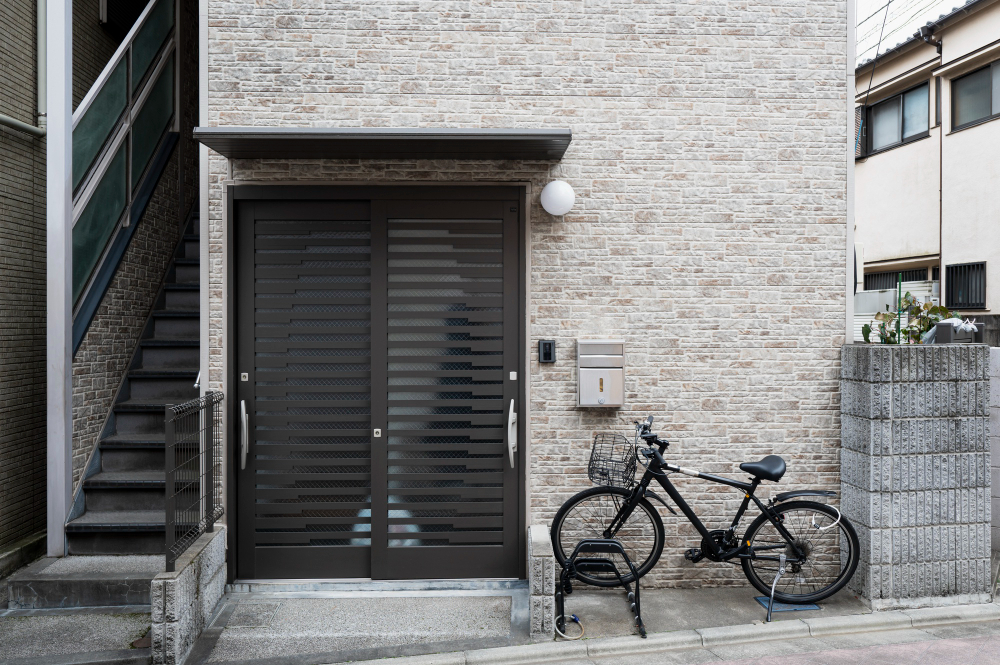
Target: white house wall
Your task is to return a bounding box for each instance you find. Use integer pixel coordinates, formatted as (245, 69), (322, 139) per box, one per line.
(854, 128), (940, 264)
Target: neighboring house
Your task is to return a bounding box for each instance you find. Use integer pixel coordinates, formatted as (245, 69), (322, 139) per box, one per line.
(6, 0), (850, 623)
(854, 0), (1000, 345)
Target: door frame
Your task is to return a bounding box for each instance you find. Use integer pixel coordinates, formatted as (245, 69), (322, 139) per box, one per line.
(225, 183), (528, 582)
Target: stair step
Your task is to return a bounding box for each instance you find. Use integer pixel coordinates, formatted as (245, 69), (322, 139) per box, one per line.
(152, 309), (199, 317)
(140, 339), (199, 347)
(174, 258), (198, 266)
(164, 283), (198, 291)
(128, 368), (198, 378)
(67, 511), (166, 530)
(114, 400), (174, 413)
(83, 471), (165, 489)
(6, 556), (163, 609)
(100, 434), (166, 449)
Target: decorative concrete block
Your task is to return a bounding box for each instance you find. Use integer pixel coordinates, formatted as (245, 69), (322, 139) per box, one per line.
(151, 527), (227, 665)
(527, 524), (554, 639)
(842, 344), (991, 606)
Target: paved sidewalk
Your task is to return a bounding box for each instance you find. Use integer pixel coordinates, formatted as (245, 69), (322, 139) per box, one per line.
(539, 619), (1000, 664)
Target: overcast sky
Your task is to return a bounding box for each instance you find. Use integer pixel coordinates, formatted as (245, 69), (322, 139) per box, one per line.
(856, 0), (957, 64)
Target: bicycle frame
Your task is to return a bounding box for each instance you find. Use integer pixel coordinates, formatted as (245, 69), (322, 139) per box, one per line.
(607, 444), (806, 563)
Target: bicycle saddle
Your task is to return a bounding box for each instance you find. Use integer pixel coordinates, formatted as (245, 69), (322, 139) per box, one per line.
(739, 455), (786, 482)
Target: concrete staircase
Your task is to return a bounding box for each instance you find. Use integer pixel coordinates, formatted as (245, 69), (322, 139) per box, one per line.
(65, 214), (201, 556)
(4, 214), (200, 611)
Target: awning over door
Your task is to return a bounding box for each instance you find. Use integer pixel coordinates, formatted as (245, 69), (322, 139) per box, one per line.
(192, 127), (571, 160)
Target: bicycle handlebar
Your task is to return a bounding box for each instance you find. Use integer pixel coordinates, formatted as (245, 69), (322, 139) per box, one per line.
(634, 416), (668, 449)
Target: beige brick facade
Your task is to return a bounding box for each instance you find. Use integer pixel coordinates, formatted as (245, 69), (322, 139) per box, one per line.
(205, 0), (848, 587)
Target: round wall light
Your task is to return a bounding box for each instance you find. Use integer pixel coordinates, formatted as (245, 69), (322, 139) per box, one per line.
(540, 180), (575, 216)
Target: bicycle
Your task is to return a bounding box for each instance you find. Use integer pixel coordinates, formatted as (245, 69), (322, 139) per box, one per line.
(551, 417), (859, 605)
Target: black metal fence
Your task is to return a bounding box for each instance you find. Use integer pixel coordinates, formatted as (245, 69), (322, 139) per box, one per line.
(165, 391), (224, 572)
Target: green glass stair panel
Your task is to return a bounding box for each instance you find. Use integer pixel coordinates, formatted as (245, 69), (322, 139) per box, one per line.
(73, 144), (128, 302)
(132, 0), (174, 93)
(132, 57), (174, 192)
(72, 59), (127, 192)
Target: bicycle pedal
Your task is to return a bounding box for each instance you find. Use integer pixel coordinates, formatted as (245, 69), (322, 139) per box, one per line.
(684, 548), (704, 563)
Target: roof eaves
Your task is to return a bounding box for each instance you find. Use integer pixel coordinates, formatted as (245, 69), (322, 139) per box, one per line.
(855, 0), (991, 73)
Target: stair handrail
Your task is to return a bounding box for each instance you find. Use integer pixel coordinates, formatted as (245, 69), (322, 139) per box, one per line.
(72, 0), (161, 128)
(71, 0), (180, 352)
(165, 391), (225, 573)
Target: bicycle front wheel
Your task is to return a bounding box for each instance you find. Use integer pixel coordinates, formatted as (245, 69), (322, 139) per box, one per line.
(550, 486), (665, 587)
(740, 500), (859, 604)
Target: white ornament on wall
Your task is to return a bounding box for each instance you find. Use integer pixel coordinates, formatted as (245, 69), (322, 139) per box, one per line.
(540, 180), (575, 216)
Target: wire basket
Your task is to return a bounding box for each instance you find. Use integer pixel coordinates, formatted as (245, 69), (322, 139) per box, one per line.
(588, 433), (637, 489)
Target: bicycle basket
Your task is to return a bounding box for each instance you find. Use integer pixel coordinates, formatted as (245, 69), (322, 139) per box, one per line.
(588, 433), (637, 489)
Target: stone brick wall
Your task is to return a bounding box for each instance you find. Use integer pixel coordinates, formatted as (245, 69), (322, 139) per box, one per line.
(205, 0), (849, 587)
(0, 0), (46, 550)
(73, 0), (121, 109)
(841, 344), (991, 608)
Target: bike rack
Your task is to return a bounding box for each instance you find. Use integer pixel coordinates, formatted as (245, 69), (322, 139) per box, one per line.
(555, 538), (647, 638)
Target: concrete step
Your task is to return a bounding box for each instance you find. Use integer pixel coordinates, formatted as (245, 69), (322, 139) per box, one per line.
(183, 233), (199, 259)
(174, 258), (199, 284)
(127, 369), (198, 401)
(65, 512), (167, 555)
(151, 310), (199, 339)
(6, 556), (163, 609)
(112, 401), (169, 435)
(138, 339), (198, 370)
(164, 283), (199, 309)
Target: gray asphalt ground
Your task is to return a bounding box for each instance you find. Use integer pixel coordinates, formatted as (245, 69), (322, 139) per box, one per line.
(0, 610), (150, 662)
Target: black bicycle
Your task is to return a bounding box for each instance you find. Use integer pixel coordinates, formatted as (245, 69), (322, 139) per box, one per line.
(551, 417), (859, 604)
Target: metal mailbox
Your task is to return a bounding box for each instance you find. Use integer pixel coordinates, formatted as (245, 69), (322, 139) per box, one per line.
(578, 339), (625, 407)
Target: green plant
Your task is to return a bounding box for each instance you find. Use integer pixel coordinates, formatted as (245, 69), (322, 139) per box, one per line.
(861, 323), (872, 343)
(901, 292), (959, 344)
(872, 307), (899, 344)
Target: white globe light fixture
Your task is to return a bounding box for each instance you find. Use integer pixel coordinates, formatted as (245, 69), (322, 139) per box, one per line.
(540, 180), (575, 216)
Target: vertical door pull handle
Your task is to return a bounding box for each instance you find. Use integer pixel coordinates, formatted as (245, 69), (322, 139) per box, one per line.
(507, 399), (517, 468)
(240, 400), (248, 470)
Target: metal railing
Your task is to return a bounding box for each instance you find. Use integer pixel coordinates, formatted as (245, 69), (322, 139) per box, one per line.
(72, 0), (177, 312)
(165, 391), (224, 572)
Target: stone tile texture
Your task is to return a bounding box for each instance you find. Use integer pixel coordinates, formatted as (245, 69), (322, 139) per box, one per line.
(205, 0), (849, 589)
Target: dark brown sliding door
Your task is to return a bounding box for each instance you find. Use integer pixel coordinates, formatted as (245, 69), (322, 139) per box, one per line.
(235, 188), (523, 580)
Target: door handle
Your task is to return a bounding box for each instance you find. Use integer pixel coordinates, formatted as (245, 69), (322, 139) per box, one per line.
(507, 399), (517, 468)
(240, 399), (248, 470)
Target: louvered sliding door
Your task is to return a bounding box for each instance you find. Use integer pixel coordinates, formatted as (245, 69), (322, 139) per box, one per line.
(236, 200), (376, 579)
(378, 199), (520, 579)
(236, 190), (523, 580)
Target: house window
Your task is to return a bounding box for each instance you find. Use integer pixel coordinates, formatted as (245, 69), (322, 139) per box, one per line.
(952, 62), (1000, 129)
(945, 262), (986, 309)
(867, 83), (929, 152)
(864, 269), (929, 291)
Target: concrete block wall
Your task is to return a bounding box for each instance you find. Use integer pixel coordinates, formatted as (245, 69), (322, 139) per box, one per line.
(841, 344), (992, 608)
(527, 525), (554, 639)
(0, 0), (47, 551)
(151, 527), (227, 665)
(205, 0), (849, 588)
(990, 348), (1000, 552)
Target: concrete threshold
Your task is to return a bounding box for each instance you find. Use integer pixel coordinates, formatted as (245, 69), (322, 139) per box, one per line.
(341, 602), (1000, 665)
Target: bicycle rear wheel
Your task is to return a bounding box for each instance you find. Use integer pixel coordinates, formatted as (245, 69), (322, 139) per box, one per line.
(550, 486), (665, 587)
(740, 500), (859, 604)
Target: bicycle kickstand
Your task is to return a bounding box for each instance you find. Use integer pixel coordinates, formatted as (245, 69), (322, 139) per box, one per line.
(765, 553), (787, 623)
